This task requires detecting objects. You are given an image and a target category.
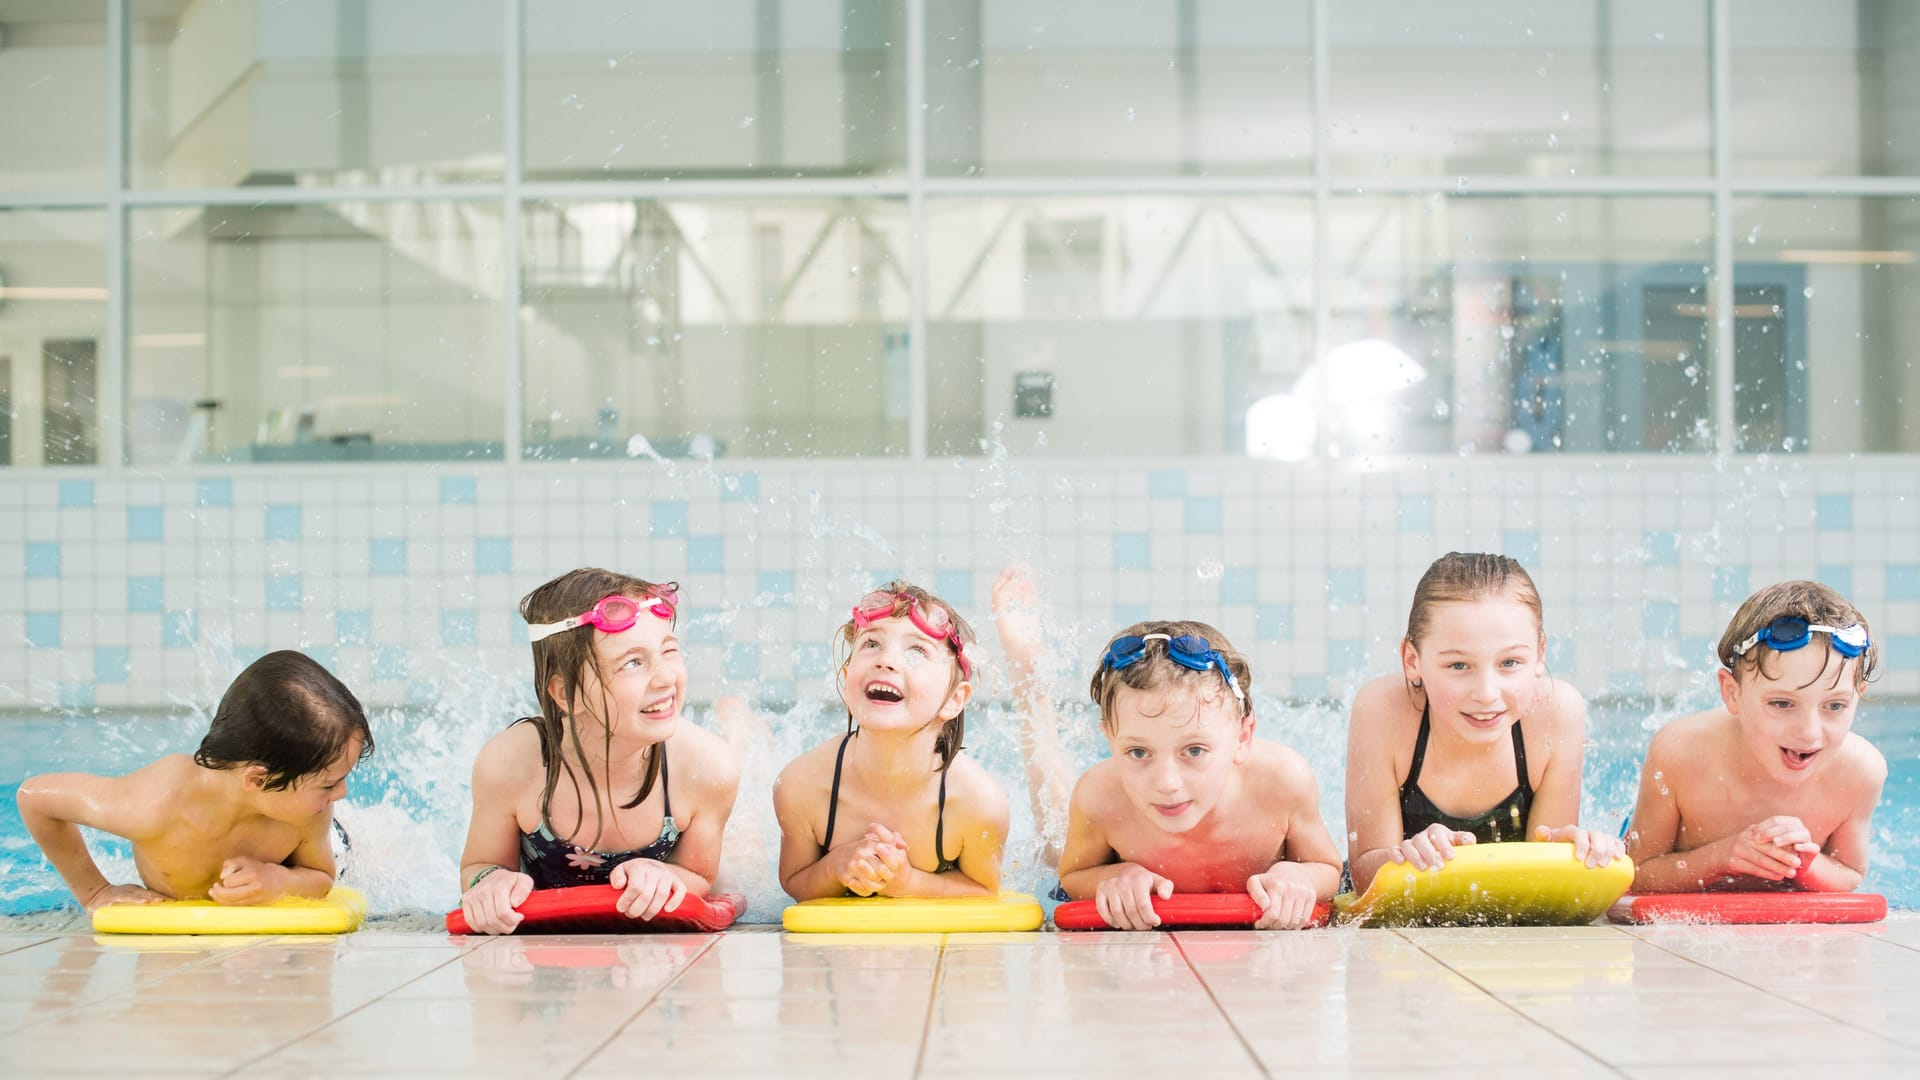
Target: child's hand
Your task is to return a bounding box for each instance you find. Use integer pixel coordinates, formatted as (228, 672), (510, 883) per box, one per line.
(83, 883), (168, 912)
(208, 857), (291, 906)
(866, 825), (917, 897)
(832, 826), (907, 896)
(609, 858), (686, 921)
(1246, 869), (1318, 930)
(1533, 824), (1626, 868)
(1727, 817), (1819, 881)
(991, 566), (1047, 687)
(460, 867), (535, 935)
(1095, 864), (1173, 930)
(1387, 823), (1476, 871)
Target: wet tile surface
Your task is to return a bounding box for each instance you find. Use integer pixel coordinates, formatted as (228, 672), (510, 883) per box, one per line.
(0, 920), (1916, 1076)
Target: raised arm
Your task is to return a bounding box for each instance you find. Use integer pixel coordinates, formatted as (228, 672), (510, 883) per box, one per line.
(993, 565), (1074, 869)
(16, 769), (166, 909)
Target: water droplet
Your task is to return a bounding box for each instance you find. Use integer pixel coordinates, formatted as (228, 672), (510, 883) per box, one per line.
(1196, 559), (1224, 581)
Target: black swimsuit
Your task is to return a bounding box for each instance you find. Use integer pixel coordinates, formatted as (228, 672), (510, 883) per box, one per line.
(822, 731), (961, 874)
(516, 724), (680, 890)
(1399, 704), (1533, 844)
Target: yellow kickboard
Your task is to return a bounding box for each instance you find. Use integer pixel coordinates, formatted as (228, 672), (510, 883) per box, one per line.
(1338, 843), (1634, 927)
(91, 886), (368, 936)
(782, 891), (1043, 934)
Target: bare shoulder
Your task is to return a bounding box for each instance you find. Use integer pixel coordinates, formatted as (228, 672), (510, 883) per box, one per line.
(1836, 731), (1889, 791)
(471, 722), (544, 789)
(1247, 738), (1316, 788)
(668, 722), (740, 795)
(945, 755), (1010, 821)
(1533, 676), (1589, 731)
(772, 738), (837, 816)
(1349, 674), (1419, 735)
(1068, 759), (1124, 811)
(1644, 708), (1725, 770)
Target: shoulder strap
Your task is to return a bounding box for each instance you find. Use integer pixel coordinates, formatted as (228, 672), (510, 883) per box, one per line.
(934, 766), (951, 868)
(822, 731), (855, 851)
(1510, 721), (1532, 796)
(658, 743), (672, 819)
(1405, 701), (1432, 787)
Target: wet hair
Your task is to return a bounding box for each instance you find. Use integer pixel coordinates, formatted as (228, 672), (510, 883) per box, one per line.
(1089, 619), (1254, 733)
(832, 580), (977, 772)
(194, 650), (373, 791)
(1717, 579), (1877, 691)
(1405, 552), (1545, 648)
(521, 567), (677, 845)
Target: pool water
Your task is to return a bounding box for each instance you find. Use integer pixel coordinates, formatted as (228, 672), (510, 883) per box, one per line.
(3, 698), (1915, 918)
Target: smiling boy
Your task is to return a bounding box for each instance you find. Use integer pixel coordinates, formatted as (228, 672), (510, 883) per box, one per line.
(1625, 581), (1886, 893)
(1055, 621), (1342, 929)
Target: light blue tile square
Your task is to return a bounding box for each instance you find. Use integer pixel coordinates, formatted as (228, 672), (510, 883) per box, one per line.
(1329, 638), (1366, 673)
(1329, 568), (1364, 606)
(685, 612), (726, 646)
(1399, 495), (1434, 534)
(726, 643), (760, 680)
(1148, 470), (1185, 498)
(723, 473), (759, 502)
(305, 647), (337, 671)
(1502, 530), (1541, 567)
(475, 537), (512, 575)
(24, 542), (60, 579)
(1644, 531), (1679, 567)
(1185, 497), (1222, 534)
(1114, 533), (1151, 571)
(1292, 674), (1330, 699)
(1644, 600), (1680, 638)
(406, 681), (439, 705)
(1547, 637), (1575, 672)
(1257, 604), (1292, 642)
(127, 505), (163, 542)
(127, 577), (164, 613)
(60, 683), (94, 709)
(1607, 671), (1645, 697)
(868, 570), (899, 589)
(1888, 565), (1920, 601)
(759, 570), (796, 605)
(1713, 565), (1750, 604)
(25, 613), (60, 649)
(793, 643), (831, 679)
(439, 476), (477, 504)
(95, 646), (130, 684)
(1682, 636), (1716, 669)
(935, 570), (973, 606)
(164, 610), (197, 648)
(231, 646), (267, 671)
(442, 610), (477, 647)
(1113, 604), (1151, 629)
(1816, 564), (1852, 596)
(1219, 567), (1256, 606)
(687, 536), (724, 573)
(652, 500), (689, 538)
(373, 647), (408, 681)
(337, 610), (373, 646)
(1886, 635), (1920, 672)
(197, 478), (232, 507)
(265, 505), (302, 541)
(58, 481), (94, 508)
(1816, 494), (1852, 530)
(267, 575), (302, 612)
(370, 539), (407, 576)
(758, 679), (796, 703)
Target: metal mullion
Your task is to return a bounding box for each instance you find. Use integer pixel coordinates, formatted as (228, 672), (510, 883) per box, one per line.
(119, 184), (507, 208)
(1312, 0), (1330, 452)
(519, 178), (909, 202)
(103, 0), (128, 469)
(906, 0), (928, 459)
(1711, 0), (1736, 457)
(503, 0), (524, 464)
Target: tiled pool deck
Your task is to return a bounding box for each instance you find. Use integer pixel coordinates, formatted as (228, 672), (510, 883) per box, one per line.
(2, 919), (1917, 1077)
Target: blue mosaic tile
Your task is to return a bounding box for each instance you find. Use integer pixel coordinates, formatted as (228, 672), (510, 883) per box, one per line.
(373, 647), (408, 681)
(1257, 604), (1292, 642)
(95, 647), (130, 684)
(1816, 564), (1852, 597)
(1644, 600), (1680, 638)
(1292, 674), (1330, 699)
(442, 610), (477, 647)
(1681, 636), (1716, 670)
(24, 542), (60, 579)
(687, 536), (724, 573)
(792, 643), (831, 679)
(652, 500), (689, 538)
(1218, 567), (1257, 607)
(1644, 530), (1679, 567)
(1547, 637), (1575, 672)
(57, 481), (94, 508)
(1713, 565), (1750, 604)
(439, 476), (477, 504)
(757, 679), (796, 702)
(1886, 635), (1920, 672)
(935, 570), (973, 606)
(685, 611), (726, 646)
(370, 539), (407, 576)
(1816, 494), (1852, 530)
(127, 577), (164, 614)
(164, 610), (197, 648)
(1888, 565), (1920, 601)
(60, 683), (94, 709)
(407, 681), (439, 705)
(1328, 568), (1364, 606)
(265, 505), (302, 541)
(336, 610), (373, 646)
(1114, 534), (1151, 571)
(723, 473), (759, 502)
(267, 575), (302, 612)
(1113, 604), (1151, 629)
(1502, 530), (1541, 567)
(1399, 495), (1434, 534)
(759, 571), (796, 605)
(197, 478), (233, 507)
(127, 506), (163, 542)
(1148, 470), (1185, 498)
(25, 613), (59, 649)
(1185, 497), (1222, 534)
(1328, 638), (1367, 673)
(726, 643), (760, 680)
(475, 537), (512, 576)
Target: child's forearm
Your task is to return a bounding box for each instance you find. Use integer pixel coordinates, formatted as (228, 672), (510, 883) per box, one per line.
(282, 865), (336, 900)
(1267, 859), (1341, 901)
(662, 861), (714, 896)
(879, 865), (992, 898)
(1346, 847), (1397, 896)
(17, 797), (114, 906)
(1793, 851), (1864, 893)
(781, 856), (853, 901)
(1057, 861), (1134, 901)
(1629, 842), (1732, 893)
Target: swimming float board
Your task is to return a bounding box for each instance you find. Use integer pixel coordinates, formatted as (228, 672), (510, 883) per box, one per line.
(91, 886), (367, 935)
(782, 891), (1043, 933)
(1053, 893), (1333, 931)
(444, 887), (744, 935)
(1608, 891), (1886, 925)
(1338, 842), (1634, 927)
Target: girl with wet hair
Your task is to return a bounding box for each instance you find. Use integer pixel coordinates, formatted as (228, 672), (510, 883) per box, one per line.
(773, 581), (1010, 900)
(457, 568), (740, 934)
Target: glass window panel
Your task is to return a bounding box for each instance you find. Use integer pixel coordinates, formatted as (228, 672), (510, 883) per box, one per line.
(0, 209), (108, 467)
(524, 1), (904, 181)
(1330, 0), (1710, 177)
(927, 0), (1311, 179)
(1734, 196), (1919, 453)
(1327, 196), (1712, 455)
(128, 201), (505, 464)
(522, 198), (909, 458)
(1733, 1), (1920, 177)
(0, 2), (107, 191)
(129, 0), (505, 189)
(925, 196), (1314, 456)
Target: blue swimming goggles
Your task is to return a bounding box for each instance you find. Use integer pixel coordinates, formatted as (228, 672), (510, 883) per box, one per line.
(1101, 633), (1245, 704)
(1729, 615), (1870, 662)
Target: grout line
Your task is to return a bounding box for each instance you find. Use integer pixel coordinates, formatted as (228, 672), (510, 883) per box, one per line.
(1846, 926), (1920, 955)
(908, 934), (948, 1079)
(562, 932), (727, 1079)
(1397, 929), (1631, 1077)
(0, 935), (58, 956)
(1170, 932), (1272, 1079)
(0, 931), (290, 1038)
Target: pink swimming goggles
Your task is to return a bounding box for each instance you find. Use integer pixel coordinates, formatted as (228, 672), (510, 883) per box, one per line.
(526, 586), (678, 643)
(850, 589), (972, 680)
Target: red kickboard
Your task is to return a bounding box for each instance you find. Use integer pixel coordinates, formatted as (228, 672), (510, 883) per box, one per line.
(1053, 893), (1334, 931)
(445, 887), (745, 935)
(1608, 892), (1886, 925)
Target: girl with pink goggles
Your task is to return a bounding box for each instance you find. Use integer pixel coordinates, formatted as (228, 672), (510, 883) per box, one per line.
(850, 589), (972, 680)
(525, 585), (678, 643)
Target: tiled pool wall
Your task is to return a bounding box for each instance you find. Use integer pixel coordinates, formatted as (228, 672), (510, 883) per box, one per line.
(2, 457), (1917, 713)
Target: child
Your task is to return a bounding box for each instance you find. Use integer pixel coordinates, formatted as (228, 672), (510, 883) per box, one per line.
(458, 568), (741, 935)
(991, 564), (1074, 869)
(1625, 581), (1885, 893)
(774, 581), (1009, 899)
(1056, 621), (1342, 930)
(17, 650), (371, 910)
(1345, 552), (1620, 896)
